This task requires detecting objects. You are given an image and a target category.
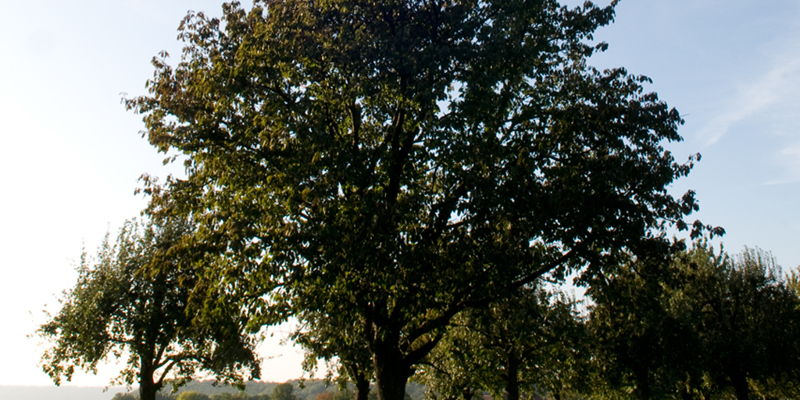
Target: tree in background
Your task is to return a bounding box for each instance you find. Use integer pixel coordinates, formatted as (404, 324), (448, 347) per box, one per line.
(416, 286), (587, 400)
(294, 308), (373, 400)
(203, 389), (269, 400)
(414, 314), (484, 400)
(672, 245), (800, 400)
(587, 243), (800, 399)
(127, 0), (717, 399)
(272, 383), (298, 400)
(178, 392), (212, 400)
(37, 217), (260, 400)
(315, 392), (334, 400)
(587, 254), (698, 400)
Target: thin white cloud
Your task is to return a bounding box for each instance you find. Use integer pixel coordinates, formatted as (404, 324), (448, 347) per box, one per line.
(692, 28), (800, 185)
(697, 54), (800, 147)
(766, 142), (800, 185)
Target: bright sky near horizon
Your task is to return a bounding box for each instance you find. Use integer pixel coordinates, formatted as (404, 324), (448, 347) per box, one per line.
(1, 0), (798, 389)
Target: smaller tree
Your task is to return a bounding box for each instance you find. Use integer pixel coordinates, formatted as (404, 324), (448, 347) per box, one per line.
(293, 308), (373, 400)
(272, 383), (298, 400)
(673, 245), (800, 400)
(587, 254), (698, 400)
(112, 393), (138, 400)
(587, 243), (800, 400)
(37, 216), (260, 400)
(417, 285), (587, 400)
(333, 387), (357, 400)
(213, 392), (270, 400)
(178, 391), (212, 400)
(414, 320), (484, 400)
(177, 390), (211, 400)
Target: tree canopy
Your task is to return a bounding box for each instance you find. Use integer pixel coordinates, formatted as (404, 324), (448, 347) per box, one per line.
(126, 1), (715, 399)
(37, 217), (260, 400)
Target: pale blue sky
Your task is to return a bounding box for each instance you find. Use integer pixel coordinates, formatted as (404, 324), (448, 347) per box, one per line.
(1, 0), (797, 388)
(591, 0), (800, 269)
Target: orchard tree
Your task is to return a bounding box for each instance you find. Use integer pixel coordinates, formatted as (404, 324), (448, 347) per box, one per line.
(127, 1), (717, 400)
(587, 254), (701, 399)
(587, 244), (800, 400)
(672, 245), (800, 400)
(414, 312), (486, 400)
(417, 286), (587, 400)
(37, 217), (260, 400)
(293, 309), (373, 400)
(178, 391), (212, 400)
(272, 383), (298, 400)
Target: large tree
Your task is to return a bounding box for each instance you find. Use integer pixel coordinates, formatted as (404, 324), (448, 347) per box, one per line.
(37, 217), (260, 400)
(127, 1), (714, 399)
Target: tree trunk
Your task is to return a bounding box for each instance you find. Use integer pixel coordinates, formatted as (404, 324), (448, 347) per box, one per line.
(139, 355), (161, 400)
(372, 343), (413, 400)
(139, 375), (158, 400)
(504, 355), (520, 400)
(461, 388), (476, 400)
(354, 370), (371, 400)
(633, 367), (651, 400)
(729, 368), (749, 400)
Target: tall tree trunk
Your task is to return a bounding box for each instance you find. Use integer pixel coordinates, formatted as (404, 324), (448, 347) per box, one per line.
(139, 370), (158, 400)
(354, 369), (371, 400)
(729, 368), (749, 400)
(139, 354), (161, 400)
(504, 355), (520, 400)
(372, 342), (413, 400)
(633, 367), (651, 400)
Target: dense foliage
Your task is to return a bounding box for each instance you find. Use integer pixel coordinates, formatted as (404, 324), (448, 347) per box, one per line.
(126, 0), (714, 398)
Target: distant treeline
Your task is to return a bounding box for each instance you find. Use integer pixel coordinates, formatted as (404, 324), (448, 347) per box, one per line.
(112, 379), (426, 400)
